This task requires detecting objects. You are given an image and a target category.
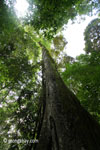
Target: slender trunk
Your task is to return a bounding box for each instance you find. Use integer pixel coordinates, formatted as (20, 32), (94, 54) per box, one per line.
(35, 46), (100, 150)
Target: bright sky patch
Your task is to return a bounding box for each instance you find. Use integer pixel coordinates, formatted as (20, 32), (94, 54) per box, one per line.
(14, 0), (29, 17)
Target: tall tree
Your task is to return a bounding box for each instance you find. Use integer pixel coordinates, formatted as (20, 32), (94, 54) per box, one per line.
(34, 44), (100, 150)
(1, 0), (100, 150)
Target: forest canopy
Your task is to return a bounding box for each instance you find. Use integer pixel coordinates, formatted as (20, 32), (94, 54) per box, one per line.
(0, 0), (100, 149)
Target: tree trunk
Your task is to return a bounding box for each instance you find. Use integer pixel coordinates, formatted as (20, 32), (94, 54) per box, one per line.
(35, 46), (100, 150)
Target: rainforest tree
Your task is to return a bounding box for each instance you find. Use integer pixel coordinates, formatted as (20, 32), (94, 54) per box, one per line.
(0, 0), (100, 150)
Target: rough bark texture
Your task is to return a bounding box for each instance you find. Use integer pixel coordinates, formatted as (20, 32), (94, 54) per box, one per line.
(35, 47), (100, 150)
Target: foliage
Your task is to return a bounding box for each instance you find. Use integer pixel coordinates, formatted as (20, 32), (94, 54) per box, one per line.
(26, 0), (100, 38)
(84, 18), (100, 53)
(62, 18), (100, 122)
(0, 0), (100, 149)
(50, 35), (67, 61)
(0, 1), (42, 149)
(62, 52), (100, 122)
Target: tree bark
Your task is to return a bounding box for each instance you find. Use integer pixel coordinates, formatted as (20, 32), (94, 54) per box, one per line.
(35, 46), (100, 150)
